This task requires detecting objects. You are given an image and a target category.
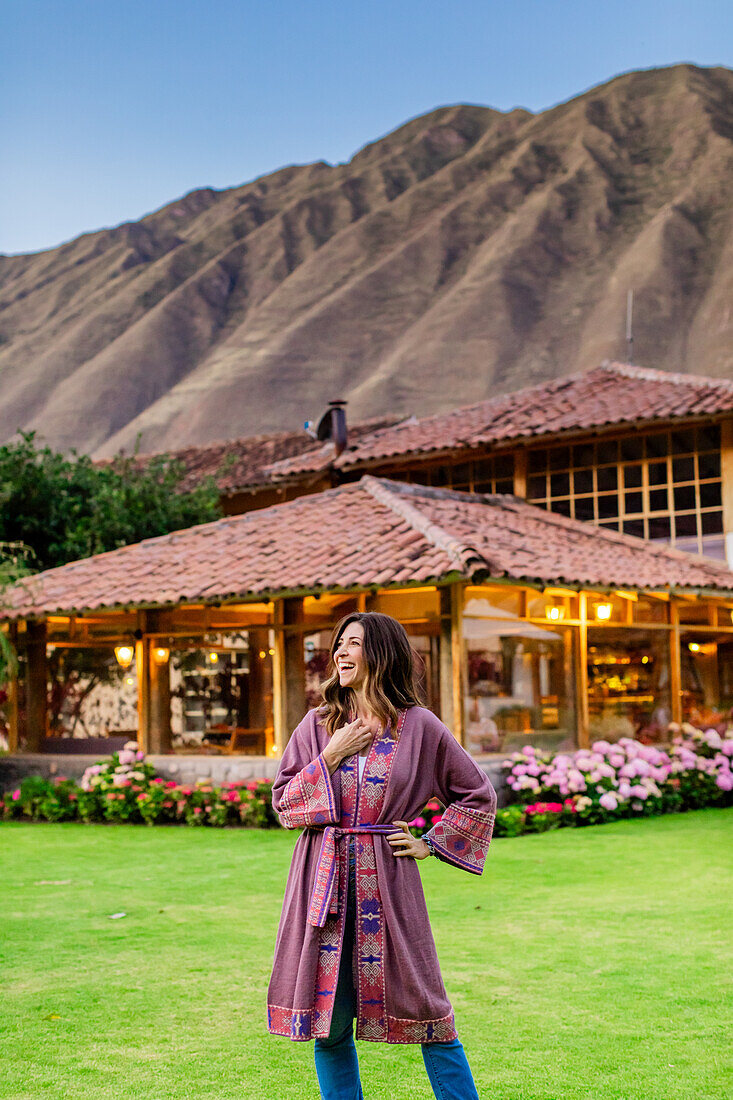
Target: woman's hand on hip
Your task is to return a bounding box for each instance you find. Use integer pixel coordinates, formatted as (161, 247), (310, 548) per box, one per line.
(387, 820), (431, 860)
(322, 718), (375, 774)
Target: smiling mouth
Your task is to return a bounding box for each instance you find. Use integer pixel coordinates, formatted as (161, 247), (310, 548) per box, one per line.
(338, 663), (355, 672)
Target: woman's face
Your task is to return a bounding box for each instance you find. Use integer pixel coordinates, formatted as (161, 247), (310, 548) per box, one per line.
(334, 620), (367, 691)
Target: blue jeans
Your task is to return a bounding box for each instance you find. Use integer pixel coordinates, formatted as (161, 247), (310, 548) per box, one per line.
(314, 841), (479, 1100)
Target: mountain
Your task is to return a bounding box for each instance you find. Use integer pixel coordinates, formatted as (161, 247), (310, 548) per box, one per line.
(0, 63), (731, 457)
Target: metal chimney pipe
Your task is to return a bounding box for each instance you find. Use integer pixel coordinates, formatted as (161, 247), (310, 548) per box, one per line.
(329, 400), (348, 457)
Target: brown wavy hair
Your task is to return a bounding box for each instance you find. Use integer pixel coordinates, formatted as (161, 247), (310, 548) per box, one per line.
(319, 612), (424, 736)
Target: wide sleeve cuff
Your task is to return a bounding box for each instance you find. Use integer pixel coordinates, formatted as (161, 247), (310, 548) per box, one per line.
(275, 752), (338, 829)
(422, 803), (496, 874)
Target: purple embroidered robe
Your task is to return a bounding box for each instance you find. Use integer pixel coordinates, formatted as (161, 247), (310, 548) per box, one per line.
(266, 705), (497, 1045)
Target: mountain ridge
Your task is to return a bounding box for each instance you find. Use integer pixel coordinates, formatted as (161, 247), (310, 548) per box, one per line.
(0, 63), (731, 456)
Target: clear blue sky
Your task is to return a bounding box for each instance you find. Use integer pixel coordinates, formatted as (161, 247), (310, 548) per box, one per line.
(2, 0), (731, 255)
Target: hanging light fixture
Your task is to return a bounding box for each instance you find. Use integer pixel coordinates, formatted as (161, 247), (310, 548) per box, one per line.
(153, 646), (170, 664)
(595, 603), (613, 621)
(114, 645), (134, 669)
(545, 605), (565, 622)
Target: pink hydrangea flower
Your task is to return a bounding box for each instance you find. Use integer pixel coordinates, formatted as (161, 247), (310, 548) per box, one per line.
(599, 792), (618, 811)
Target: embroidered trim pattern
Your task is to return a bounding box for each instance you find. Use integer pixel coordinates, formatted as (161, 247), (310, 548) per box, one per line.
(424, 803), (495, 874)
(267, 1003), (315, 1041)
(353, 710), (406, 1042)
(386, 1011), (457, 1045)
(277, 752), (336, 829)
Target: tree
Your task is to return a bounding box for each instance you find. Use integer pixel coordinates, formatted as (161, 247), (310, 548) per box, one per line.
(0, 432), (222, 572)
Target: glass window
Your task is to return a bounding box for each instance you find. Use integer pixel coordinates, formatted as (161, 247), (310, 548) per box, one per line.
(673, 485), (696, 512)
(520, 426), (722, 559)
(681, 633), (730, 726)
(648, 461), (668, 485)
(170, 634), (265, 751)
(597, 466), (618, 492)
(674, 513), (698, 538)
(623, 464), (643, 488)
(597, 494), (619, 519)
(648, 515), (671, 540)
(550, 472), (570, 497)
(698, 451), (721, 479)
(574, 497), (595, 521)
(573, 468), (594, 495)
(701, 510), (723, 535)
(527, 475), (546, 498)
(47, 647), (139, 741)
(587, 627), (671, 745)
(700, 481), (722, 508)
(672, 456), (695, 483)
(463, 597), (575, 755)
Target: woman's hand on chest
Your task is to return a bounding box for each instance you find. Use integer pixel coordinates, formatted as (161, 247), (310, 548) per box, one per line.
(322, 717), (377, 774)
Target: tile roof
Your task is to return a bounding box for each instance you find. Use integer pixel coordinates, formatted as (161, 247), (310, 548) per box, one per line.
(125, 415), (402, 494)
(3, 477), (732, 621)
(266, 362), (733, 481)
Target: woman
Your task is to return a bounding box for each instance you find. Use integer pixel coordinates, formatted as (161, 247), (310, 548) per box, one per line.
(267, 612), (497, 1100)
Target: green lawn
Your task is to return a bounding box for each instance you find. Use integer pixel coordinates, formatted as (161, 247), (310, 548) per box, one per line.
(1, 811), (731, 1100)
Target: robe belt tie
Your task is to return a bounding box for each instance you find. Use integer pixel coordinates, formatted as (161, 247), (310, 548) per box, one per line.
(307, 824), (396, 928)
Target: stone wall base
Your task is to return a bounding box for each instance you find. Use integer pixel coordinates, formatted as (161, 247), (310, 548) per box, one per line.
(0, 754), (508, 803)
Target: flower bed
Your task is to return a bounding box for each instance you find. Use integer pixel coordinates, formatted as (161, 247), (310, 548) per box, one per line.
(3, 726), (731, 836)
(0, 742), (278, 828)
(494, 723), (733, 836)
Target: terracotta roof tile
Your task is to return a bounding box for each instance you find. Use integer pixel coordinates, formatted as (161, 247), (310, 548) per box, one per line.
(123, 415), (402, 494)
(267, 362), (733, 480)
(3, 477), (733, 621)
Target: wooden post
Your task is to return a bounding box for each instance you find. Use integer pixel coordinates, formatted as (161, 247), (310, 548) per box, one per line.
(147, 648), (172, 754)
(25, 620), (48, 752)
(5, 623), (19, 752)
(439, 588), (453, 729)
(575, 595), (590, 748)
(439, 584), (465, 744)
(272, 598), (306, 756)
(669, 599), (683, 725)
(513, 448), (527, 498)
(721, 420), (733, 568)
(135, 637), (150, 754)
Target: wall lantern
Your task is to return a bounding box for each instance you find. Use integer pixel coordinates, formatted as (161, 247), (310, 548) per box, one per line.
(688, 642), (701, 653)
(545, 605), (565, 622)
(258, 649), (267, 660)
(114, 645), (134, 669)
(206, 651), (219, 664)
(594, 603), (613, 621)
(153, 646), (170, 664)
